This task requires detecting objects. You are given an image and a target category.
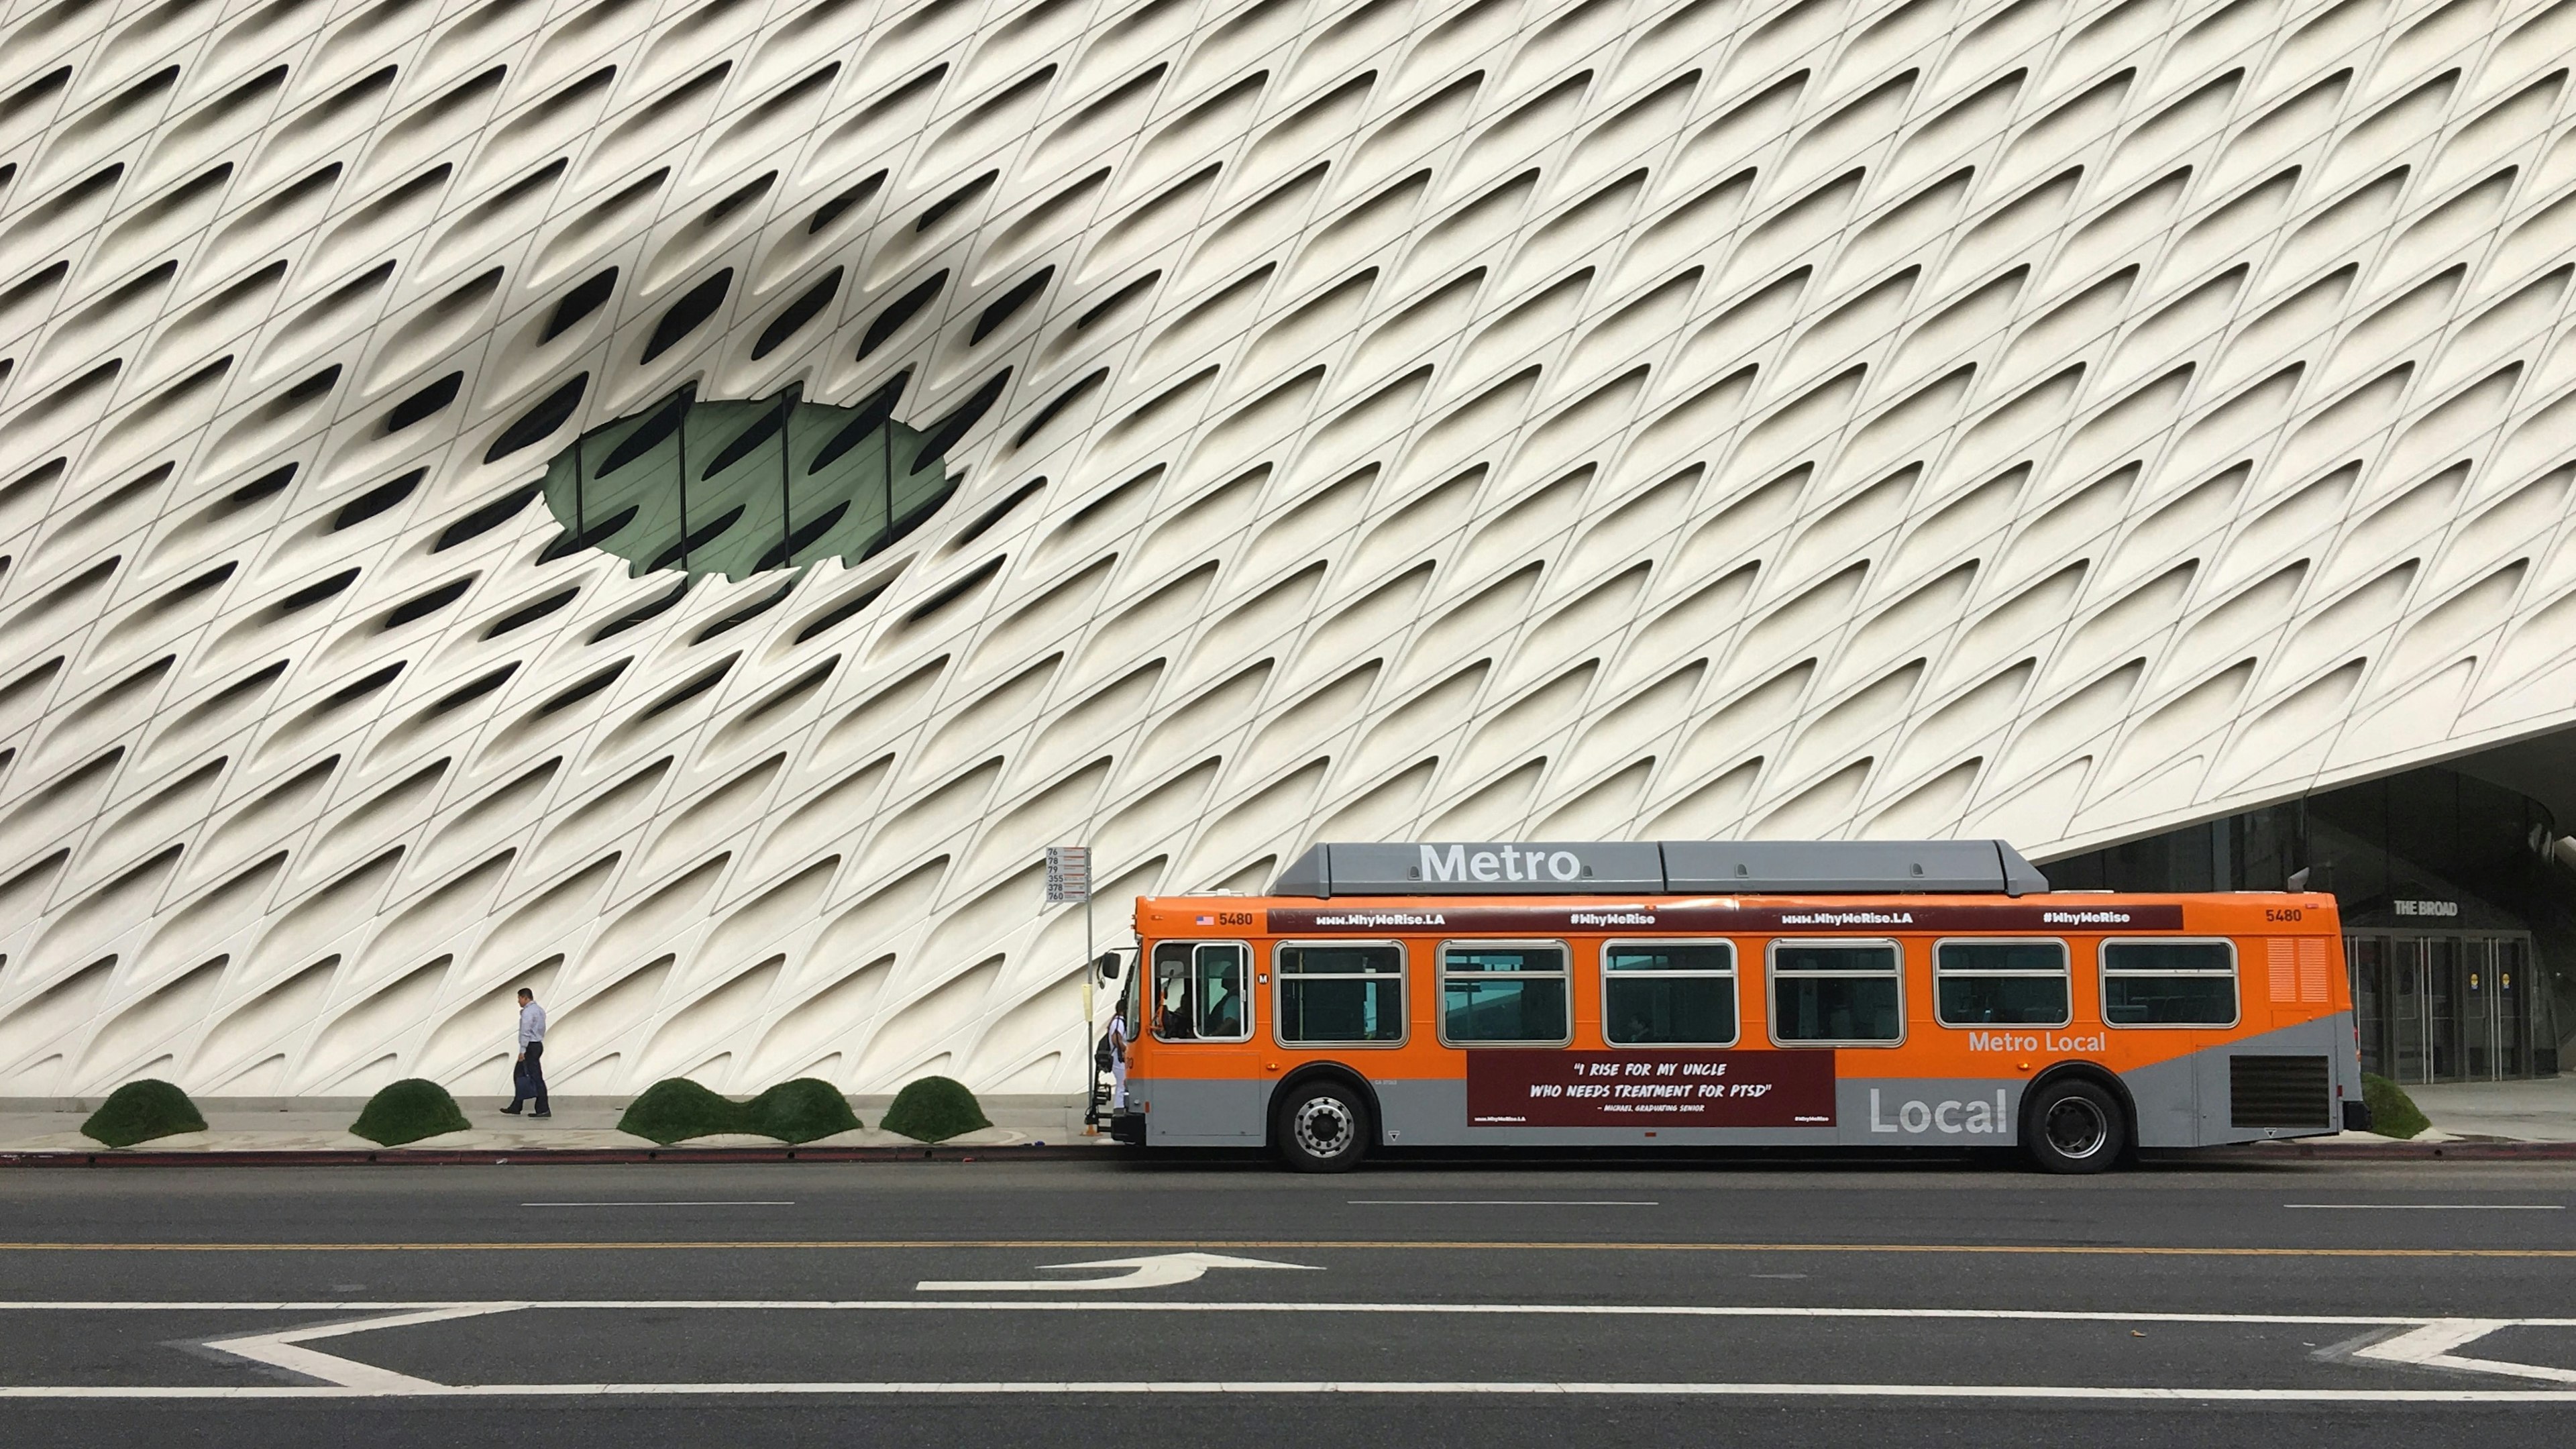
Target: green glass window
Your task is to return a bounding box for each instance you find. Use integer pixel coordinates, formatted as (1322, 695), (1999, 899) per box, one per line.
(1277, 943), (1405, 1044)
(1769, 940), (1902, 1044)
(2102, 941), (2238, 1026)
(1439, 942), (1570, 1044)
(539, 388), (952, 580)
(1603, 942), (1737, 1045)
(1935, 939), (2072, 1026)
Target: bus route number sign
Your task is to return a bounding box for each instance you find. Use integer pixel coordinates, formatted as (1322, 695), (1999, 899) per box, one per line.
(1467, 1050), (1837, 1128)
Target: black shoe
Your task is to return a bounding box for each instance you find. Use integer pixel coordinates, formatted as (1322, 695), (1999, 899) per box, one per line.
(499, 1105), (523, 1115)
(531, 1111), (551, 1118)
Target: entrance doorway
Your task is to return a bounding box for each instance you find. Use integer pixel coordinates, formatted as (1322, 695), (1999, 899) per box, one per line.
(2346, 932), (2542, 1083)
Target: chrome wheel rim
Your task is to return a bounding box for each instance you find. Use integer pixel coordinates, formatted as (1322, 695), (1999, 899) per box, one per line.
(1293, 1097), (1356, 1159)
(2043, 1097), (2109, 1159)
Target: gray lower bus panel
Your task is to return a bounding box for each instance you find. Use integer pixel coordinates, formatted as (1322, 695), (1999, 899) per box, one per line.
(1130, 1016), (2359, 1150)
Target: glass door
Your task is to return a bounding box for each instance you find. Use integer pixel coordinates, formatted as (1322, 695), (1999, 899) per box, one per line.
(2495, 938), (2531, 1079)
(2463, 939), (2498, 1081)
(2347, 935), (2385, 1079)
(2349, 932), (2538, 1083)
(2426, 937), (2461, 1081)
(2392, 938), (2431, 1084)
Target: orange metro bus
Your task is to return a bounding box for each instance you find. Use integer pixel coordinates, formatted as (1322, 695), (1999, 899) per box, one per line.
(1104, 839), (2367, 1173)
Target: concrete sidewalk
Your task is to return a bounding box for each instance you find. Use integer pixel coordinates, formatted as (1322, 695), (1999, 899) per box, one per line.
(2224, 1074), (2576, 1150)
(2408, 1075), (2576, 1142)
(0, 1095), (1105, 1157)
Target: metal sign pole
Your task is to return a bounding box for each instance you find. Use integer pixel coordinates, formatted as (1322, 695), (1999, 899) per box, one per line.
(1045, 846), (1097, 1130)
(1083, 890), (1094, 1128)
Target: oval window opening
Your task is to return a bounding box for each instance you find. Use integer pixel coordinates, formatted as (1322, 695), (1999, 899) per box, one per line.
(539, 389), (953, 580)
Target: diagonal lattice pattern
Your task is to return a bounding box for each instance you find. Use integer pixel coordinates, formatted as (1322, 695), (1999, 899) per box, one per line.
(2, 0), (2573, 1099)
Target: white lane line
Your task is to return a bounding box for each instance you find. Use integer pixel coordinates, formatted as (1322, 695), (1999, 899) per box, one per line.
(2, 1381), (2573, 1401)
(0, 1303), (484, 1311)
(521, 1201), (797, 1208)
(14, 1301), (2576, 1327)
(1349, 1200), (1659, 1206)
(2284, 1203), (2564, 1211)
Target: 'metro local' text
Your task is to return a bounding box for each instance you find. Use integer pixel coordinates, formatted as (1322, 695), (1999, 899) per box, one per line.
(1963, 1030), (2107, 1053)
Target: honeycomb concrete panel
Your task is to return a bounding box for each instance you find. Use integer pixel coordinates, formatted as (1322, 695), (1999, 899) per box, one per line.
(3, 0), (2575, 1099)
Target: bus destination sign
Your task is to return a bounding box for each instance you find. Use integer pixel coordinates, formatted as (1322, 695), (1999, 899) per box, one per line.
(1467, 1049), (1838, 1128)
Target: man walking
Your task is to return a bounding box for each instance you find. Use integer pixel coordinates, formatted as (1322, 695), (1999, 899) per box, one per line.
(500, 987), (549, 1118)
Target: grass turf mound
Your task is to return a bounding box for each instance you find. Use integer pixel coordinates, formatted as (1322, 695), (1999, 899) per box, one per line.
(618, 1078), (754, 1144)
(2361, 1072), (2430, 1140)
(747, 1078), (861, 1143)
(879, 1075), (991, 1142)
(81, 1079), (207, 1147)
(352, 1079), (471, 1146)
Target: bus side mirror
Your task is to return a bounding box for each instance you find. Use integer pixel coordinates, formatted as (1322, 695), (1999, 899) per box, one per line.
(1096, 951), (1121, 979)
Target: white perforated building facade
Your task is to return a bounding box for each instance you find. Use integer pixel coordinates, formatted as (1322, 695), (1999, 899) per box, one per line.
(5, 0), (2575, 1100)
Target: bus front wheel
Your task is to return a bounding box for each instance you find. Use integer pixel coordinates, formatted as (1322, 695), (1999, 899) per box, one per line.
(2021, 1077), (2126, 1174)
(1275, 1080), (1371, 1173)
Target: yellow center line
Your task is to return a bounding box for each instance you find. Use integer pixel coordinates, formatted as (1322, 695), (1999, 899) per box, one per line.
(0, 1239), (2570, 1258)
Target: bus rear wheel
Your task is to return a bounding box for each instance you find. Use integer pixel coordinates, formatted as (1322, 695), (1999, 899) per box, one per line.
(2022, 1078), (2126, 1174)
(1275, 1080), (1371, 1173)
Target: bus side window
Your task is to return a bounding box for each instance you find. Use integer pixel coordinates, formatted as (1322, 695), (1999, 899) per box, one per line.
(1603, 941), (1737, 1046)
(1768, 938), (1904, 1045)
(1438, 941), (1572, 1045)
(1935, 938), (2072, 1027)
(1195, 943), (1250, 1041)
(2102, 939), (2238, 1026)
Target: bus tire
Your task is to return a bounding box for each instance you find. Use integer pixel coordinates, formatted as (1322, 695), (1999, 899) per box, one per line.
(2021, 1077), (2126, 1175)
(1275, 1079), (1371, 1173)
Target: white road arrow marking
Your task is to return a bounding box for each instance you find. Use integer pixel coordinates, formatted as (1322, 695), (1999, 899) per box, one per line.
(2356, 1318), (2576, 1385)
(916, 1251), (1322, 1292)
(202, 1304), (525, 1390)
(1, 1299), (2567, 1398)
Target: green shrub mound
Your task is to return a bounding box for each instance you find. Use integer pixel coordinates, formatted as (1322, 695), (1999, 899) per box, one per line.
(2362, 1072), (2430, 1140)
(618, 1078), (755, 1144)
(352, 1079), (471, 1146)
(747, 1078), (861, 1143)
(82, 1079), (207, 1147)
(880, 1075), (991, 1142)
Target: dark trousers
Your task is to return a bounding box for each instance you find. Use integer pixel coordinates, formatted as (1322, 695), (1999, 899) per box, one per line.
(509, 1041), (549, 1114)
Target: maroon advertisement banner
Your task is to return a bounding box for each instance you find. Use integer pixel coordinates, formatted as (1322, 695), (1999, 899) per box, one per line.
(1266, 903), (2185, 935)
(1466, 1050), (1838, 1128)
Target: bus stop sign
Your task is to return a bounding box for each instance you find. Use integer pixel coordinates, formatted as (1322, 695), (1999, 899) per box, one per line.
(1045, 846), (1091, 904)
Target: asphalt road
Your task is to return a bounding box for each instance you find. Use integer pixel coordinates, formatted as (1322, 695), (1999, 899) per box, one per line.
(1, 1154), (2572, 1446)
